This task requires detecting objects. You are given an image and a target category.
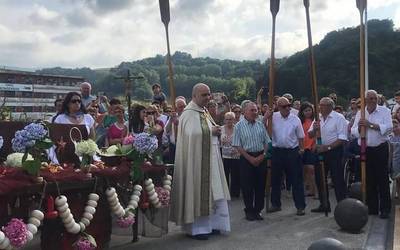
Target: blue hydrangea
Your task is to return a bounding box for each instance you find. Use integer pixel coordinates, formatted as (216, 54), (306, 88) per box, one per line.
(23, 123), (47, 140)
(11, 123), (47, 153)
(133, 133), (158, 154)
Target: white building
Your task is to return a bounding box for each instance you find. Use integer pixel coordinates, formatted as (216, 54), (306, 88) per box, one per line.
(0, 69), (84, 120)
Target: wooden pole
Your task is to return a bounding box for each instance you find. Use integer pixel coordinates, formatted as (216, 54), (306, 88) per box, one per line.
(356, 0), (367, 204)
(265, 0), (280, 212)
(303, 0), (329, 216)
(159, 0), (176, 110)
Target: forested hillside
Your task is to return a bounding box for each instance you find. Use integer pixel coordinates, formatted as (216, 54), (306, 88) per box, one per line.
(36, 19), (400, 105)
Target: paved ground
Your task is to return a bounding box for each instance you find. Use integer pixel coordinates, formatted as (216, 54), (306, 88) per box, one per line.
(109, 191), (376, 250)
(24, 189), (393, 250)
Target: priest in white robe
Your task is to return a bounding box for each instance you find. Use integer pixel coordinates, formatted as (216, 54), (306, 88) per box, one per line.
(170, 83), (231, 240)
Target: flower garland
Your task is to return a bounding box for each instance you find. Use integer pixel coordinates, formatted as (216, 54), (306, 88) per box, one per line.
(0, 210), (44, 250)
(105, 185), (142, 228)
(55, 193), (99, 234)
(143, 175), (172, 209)
(144, 178), (161, 208)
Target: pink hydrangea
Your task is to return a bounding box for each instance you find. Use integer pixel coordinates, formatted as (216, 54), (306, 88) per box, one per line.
(155, 187), (170, 207)
(116, 214), (135, 228)
(74, 238), (96, 250)
(2, 218), (28, 248)
(122, 135), (134, 145)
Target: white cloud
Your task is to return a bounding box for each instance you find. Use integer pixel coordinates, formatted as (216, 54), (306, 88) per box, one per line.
(0, 0), (398, 68)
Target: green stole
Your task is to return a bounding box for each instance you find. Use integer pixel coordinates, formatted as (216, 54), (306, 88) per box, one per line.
(199, 112), (211, 216)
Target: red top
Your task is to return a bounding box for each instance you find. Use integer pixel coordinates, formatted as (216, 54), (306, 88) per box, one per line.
(107, 123), (127, 140)
(303, 119), (315, 150)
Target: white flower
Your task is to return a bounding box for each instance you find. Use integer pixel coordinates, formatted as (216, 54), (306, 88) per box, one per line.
(75, 141), (89, 156)
(106, 145), (119, 155)
(86, 139), (99, 156)
(75, 139), (98, 157)
(5, 153), (34, 167)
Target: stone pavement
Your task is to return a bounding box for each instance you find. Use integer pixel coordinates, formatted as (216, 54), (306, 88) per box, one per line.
(109, 191), (379, 250)
(24, 189), (393, 250)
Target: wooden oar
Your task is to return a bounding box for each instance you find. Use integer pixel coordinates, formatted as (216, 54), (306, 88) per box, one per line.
(159, 0), (176, 110)
(303, 0), (329, 216)
(356, 0), (367, 204)
(265, 0), (280, 212)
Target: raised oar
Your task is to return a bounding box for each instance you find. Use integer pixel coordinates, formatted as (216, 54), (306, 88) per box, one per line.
(265, 0), (280, 212)
(303, 0), (329, 216)
(356, 0), (367, 204)
(159, 0), (176, 110)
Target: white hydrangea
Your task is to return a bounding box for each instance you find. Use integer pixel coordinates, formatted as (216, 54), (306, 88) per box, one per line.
(75, 139), (99, 157)
(106, 145), (119, 155)
(5, 153), (34, 167)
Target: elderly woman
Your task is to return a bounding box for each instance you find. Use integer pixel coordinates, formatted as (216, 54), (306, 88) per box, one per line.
(231, 104), (242, 124)
(54, 92), (95, 139)
(220, 111), (241, 197)
(105, 105), (128, 146)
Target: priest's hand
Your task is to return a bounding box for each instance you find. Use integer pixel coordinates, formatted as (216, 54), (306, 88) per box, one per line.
(212, 126), (221, 136)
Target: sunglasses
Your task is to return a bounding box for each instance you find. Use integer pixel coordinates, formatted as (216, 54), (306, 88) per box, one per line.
(70, 99), (81, 104)
(279, 104), (291, 109)
(146, 111), (155, 115)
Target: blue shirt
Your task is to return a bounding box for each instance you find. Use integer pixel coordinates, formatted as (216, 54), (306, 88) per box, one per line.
(232, 118), (271, 152)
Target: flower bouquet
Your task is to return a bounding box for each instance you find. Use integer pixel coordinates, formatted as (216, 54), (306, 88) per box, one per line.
(75, 139), (99, 175)
(11, 123), (53, 176)
(73, 233), (97, 250)
(127, 132), (158, 182)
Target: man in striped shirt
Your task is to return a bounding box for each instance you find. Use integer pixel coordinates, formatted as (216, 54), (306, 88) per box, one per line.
(233, 101), (270, 221)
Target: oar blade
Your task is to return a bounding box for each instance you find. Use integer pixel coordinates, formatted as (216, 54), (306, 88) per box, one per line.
(356, 0), (367, 12)
(159, 0), (170, 25)
(270, 0), (280, 16)
(303, 0), (310, 8)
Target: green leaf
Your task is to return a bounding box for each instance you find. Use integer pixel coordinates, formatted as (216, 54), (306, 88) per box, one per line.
(86, 234), (97, 248)
(22, 159), (41, 176)
(35, 138), (53, 149)
(22, 152), (28, 163)
(130, 159), (144, 182)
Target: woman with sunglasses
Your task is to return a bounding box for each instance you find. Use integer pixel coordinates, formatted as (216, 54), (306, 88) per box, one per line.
(54, 92), (95, 139)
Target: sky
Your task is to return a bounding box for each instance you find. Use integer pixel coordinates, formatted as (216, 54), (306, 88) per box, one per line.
(0, 0), (399, 69)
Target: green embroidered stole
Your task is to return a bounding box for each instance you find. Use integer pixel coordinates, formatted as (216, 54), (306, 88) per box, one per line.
(200, 112), (211, 216)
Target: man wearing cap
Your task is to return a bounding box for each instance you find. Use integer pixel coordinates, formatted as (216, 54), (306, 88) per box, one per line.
(282, 93), (298, 116)
(268, 97), (306, 216)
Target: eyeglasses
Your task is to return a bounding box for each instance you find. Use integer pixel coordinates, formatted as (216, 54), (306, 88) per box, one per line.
(70, 99), (81, 104)
(146, 111), (155, 115)
(279, 104), (291, 109)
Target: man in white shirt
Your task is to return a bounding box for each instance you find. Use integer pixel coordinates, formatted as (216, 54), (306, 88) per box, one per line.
(351, 90), (393, 219)
(268, 97), (306, 216)
(164, 97), (187, 163)
(283, 93), (299, 116)
(308, 97), (348, 213)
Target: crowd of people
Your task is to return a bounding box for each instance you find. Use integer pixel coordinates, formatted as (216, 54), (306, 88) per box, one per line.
(48, 81), (400, 240)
